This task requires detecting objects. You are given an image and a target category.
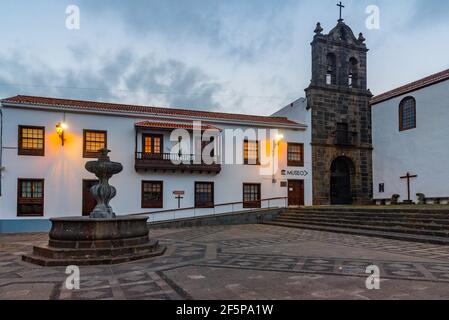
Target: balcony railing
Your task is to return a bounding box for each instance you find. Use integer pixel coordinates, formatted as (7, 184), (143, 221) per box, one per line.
(135, 152), (221, 174)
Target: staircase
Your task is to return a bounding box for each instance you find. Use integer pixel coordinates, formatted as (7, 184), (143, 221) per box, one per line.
(263, 207), (449, 245)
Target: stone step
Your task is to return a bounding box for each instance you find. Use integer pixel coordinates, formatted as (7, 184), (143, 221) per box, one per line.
(279, 215), (449, 225)
(277, 215), (449, 229)
(22, 245), (167, 267)
(271, 218), (449, 237)
(286, 210), (449, 219)
(288, 208), (449, 214)
(262, 221), (449, 245)
(33, 240), (160, 259)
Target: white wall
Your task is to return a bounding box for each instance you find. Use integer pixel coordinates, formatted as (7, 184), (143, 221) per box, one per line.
(0, 106), (312, 223)
(372, 79), (449, 202)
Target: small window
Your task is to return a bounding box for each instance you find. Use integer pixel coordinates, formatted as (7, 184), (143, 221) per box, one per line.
(195, 182), (214, 208)
(17, 179), (44, 216)
(83, 130), (107, 158)
(379, 183), (385, 193)
(243, 183), (261, 208)
(143, 134), (163, 154)
(399, 97), (416, 131)
(18, 126), (45, 156)
(244, 140), (259, 165)
(287, 143), (304, 167)
(141, 181), (163, 208)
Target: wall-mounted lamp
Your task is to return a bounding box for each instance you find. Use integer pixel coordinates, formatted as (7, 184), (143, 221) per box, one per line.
(56, 122), (68, 146)
(272, 134), (284, 184)
(275, 134), (284, 145)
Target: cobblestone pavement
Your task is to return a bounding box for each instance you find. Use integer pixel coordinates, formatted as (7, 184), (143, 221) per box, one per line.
(1, 224), (449, 300)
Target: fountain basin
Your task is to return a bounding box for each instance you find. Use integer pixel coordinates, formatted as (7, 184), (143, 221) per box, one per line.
(49, 216), (149, 242)
(22, 215), (166, 266)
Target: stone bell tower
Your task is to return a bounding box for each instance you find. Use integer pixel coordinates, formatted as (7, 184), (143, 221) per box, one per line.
(305, 18), (373, 205)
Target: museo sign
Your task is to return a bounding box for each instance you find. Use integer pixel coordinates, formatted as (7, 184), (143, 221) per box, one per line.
(281, 169), (309, 178)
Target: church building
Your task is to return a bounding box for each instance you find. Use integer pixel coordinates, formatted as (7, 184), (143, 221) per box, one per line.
(371, 68), (449, 204)
(275, 18), (373, 205)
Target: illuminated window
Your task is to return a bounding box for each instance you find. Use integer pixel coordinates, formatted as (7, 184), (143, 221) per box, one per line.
(18, 126), (45, 156)
(287, 143), (304, 167)
(195, 182), (214, 208)
(143, 134), (162, 154)
(243, 183), (261, 208)
(399, 97), (416, 131)
(244, 140), (259, 165)
(83, 130), (107, 158)
(17, 179), (44, 216)
(141, 181), (163, 208)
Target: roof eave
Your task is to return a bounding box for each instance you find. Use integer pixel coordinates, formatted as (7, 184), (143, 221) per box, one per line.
(1, 100), (307, 130)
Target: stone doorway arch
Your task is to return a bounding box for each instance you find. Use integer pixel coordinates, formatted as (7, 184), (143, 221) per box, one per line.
(330, 156), (354, 205)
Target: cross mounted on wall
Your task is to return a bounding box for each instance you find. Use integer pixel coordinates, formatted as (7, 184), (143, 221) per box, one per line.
(337, 1), (345, 21)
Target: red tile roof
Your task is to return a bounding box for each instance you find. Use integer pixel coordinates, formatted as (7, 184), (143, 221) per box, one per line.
(2, 95), (300, 126)
(371, 68), (449, 105)
(135, 120), (221, 131)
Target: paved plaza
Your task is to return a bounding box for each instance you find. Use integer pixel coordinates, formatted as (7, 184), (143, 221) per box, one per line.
(1, 224), (449, 300)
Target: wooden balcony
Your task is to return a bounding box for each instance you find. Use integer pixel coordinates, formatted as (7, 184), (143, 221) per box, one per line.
(134, 152), (221, 174)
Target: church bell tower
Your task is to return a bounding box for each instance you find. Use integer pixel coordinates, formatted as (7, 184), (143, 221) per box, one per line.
(306, 13), (373, 205)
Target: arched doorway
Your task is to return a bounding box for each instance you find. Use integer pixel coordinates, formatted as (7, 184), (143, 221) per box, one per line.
(330, 157), (353, 205)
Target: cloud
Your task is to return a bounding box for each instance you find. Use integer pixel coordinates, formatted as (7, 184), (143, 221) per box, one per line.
(0, 49), (223, 111)
(2, 0), (449, 115)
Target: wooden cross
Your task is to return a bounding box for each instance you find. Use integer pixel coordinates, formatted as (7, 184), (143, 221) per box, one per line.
(400, 172), (418, 202)
(337, 1), (345, 20)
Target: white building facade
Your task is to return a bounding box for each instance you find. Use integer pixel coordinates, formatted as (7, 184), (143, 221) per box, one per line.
(372, 69), (449, 203)
(0, 95), (312, 232)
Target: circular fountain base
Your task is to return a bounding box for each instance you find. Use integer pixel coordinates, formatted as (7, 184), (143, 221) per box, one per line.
(22, 216), (166, 266)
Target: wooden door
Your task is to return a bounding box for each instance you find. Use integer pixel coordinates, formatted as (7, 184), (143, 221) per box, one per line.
(288, 180), (304, 207)
(82, 180), (98, 216)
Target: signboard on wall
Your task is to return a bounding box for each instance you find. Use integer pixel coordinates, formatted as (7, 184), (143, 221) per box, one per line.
(281, 170), (309, 178)
(173, 191), (185, 195)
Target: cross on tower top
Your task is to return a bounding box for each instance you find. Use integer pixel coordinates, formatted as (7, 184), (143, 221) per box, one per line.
(337, 1), (345, 21)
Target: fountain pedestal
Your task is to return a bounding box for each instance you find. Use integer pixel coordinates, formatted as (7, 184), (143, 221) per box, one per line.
(22, 149), (166, 266)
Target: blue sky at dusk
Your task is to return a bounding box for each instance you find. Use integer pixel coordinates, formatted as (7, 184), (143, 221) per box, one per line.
(0, 0), (448, 115)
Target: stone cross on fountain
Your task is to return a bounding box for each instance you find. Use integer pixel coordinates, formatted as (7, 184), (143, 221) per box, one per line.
(85, 148), (123, 219)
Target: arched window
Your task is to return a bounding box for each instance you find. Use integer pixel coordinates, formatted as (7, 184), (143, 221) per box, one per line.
(399, 97), (416, 131)
(326, 53), (336, 85)
(348, 57), (358, 88)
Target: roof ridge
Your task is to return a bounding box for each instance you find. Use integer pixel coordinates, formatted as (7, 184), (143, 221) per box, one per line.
(371, 68), (449, 105)
(4, 94), (293, 122)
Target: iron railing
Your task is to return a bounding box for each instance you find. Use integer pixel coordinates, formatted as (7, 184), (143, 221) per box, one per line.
(132, 197), (288, 223)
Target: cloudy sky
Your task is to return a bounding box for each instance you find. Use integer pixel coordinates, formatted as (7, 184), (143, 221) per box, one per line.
(0, 0), (448, 115)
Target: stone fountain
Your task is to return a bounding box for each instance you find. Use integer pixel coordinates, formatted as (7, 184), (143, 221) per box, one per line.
(23, 148), (165, 266)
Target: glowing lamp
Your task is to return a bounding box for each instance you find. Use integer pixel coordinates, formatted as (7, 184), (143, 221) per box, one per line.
(275, 134), (284, 144)
(56, 122), (67, 146)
